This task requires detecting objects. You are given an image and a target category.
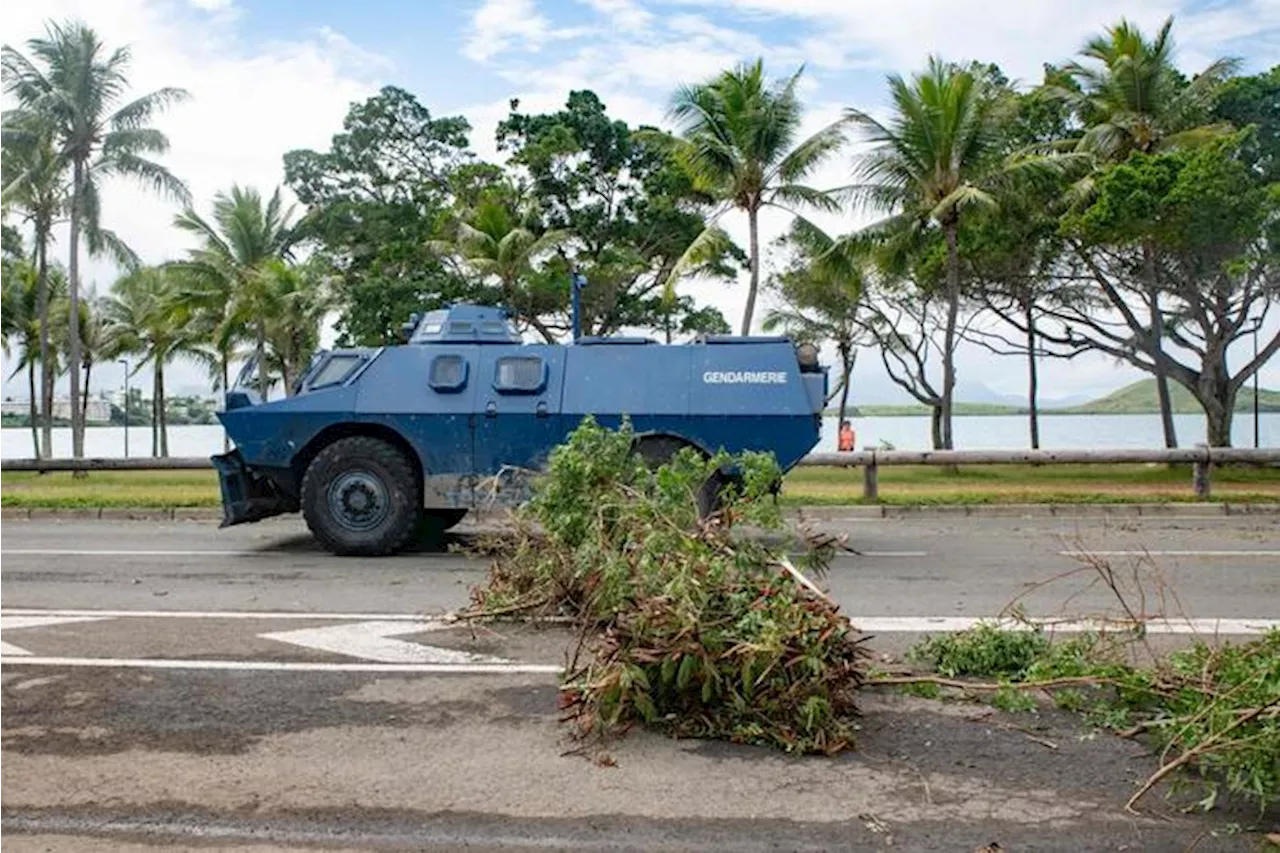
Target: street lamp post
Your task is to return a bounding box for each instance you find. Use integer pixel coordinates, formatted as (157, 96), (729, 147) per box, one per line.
(119, 359), (129, 458)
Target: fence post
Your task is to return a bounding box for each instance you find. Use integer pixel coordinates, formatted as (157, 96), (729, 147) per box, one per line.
(863, 447), (879, 503)
(1193, 443), (1211, 499)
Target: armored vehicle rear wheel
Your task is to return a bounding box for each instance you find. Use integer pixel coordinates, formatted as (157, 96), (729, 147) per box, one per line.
(418, 508), (468, 538)
(301, 436), (421, 556)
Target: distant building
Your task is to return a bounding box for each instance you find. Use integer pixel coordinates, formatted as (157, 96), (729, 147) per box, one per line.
(1, 397), (112, 423)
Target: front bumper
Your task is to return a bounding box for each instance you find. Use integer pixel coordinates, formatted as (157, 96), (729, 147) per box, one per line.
(211, 449), (293, 527)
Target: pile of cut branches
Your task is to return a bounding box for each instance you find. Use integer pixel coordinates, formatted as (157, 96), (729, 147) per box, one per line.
(462, 417), (871, 755)
(898, 549), (1280, 815)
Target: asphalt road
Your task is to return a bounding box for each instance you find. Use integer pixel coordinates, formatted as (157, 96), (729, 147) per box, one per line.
(2, 512), (1278, 851)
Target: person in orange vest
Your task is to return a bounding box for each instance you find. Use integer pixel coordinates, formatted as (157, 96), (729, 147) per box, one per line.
(838, 420), (855, 452)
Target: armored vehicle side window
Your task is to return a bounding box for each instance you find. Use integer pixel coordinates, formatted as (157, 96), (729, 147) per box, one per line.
(494, 356), (546, 394)
(308, 354), (360, 389)
(429, 354), (468, 392)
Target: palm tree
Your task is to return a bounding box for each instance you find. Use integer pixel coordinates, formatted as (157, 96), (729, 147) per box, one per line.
(258, 259), (331, 396)
(842, 56), (1037, 450)
(658, 59), (851, 335)
(1055, 17), (1240, 163)
(101, 266), (205, 457)
(762, 219), (866, 428)
(2, 259), (44, 456)
(429, 199), (568, 342)
(1, 124), (68, 458)
(1052, 17), (1240, 450)
(171, 184), (300, 404)
(71, 287), (111, 428)
(2, 19), (191, 458)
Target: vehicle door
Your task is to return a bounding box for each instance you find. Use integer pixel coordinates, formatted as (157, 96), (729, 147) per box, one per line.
(472, 346), (566, 499)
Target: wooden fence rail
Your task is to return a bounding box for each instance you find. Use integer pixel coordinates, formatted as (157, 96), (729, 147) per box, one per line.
(3, 446), (1277, 500)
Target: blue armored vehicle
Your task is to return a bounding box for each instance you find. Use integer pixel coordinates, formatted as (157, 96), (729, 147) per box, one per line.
(213, 298), (828, 556)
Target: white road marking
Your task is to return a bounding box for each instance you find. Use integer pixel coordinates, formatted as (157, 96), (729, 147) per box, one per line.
(0, 615), (115, 656)
(0, 656), (562, 674)
(856, 551), (930, 558)
(851, 616), (1280, 635)
(0, 608), (447, 621)
(259, 620), (512, 664)
(1059, 550), (1280, 558)
(5, 549), (258, 557)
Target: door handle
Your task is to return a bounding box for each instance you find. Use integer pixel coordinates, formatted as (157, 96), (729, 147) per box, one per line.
(485, 401), (497, 418)
(536, 401), (549, 419)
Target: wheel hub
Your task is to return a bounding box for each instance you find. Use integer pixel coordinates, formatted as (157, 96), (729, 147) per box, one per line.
(328, 471), (390, 531)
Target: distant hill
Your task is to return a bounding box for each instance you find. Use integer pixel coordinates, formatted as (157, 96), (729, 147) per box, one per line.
(1056, 379), (1280, 415)
(825, 379), (1280, 418)
(845, 402), (1022, 417)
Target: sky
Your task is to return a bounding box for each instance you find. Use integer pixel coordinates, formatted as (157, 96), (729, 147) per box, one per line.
(1, 0), (1278, 411)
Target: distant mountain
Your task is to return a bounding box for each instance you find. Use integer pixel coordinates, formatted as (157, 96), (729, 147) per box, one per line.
(1055, 379), (1280, 415)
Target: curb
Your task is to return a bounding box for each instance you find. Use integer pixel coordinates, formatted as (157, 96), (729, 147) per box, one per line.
(788, 502), (1280, 520)
(4, 503), (1278, 523)
(1, 507), (223, 522)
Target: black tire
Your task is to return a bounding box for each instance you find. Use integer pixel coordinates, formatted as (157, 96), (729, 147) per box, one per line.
(633, 435), (698, 471)
(696, 468), (737, 519)
(301, 436), (421, 556)
(429, 508), (468, 531)
(634, 436), (731, 520)
(419, 508), (468, 538)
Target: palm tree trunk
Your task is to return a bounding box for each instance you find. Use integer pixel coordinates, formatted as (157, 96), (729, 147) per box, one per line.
(941, 220), (961, 462)
(151, 368), (159, 457)
(28, 360), (39, 460)
(1025, 298), (1040, 450)
(256, 320), (268, 400)
(159, 360), (169, 458)
(81, 360), (92, 428)
(67, 159), (85, 459)
(36, 225), (53, 460)
(741, 205), (761, 336)
(221, 354), (230, 452)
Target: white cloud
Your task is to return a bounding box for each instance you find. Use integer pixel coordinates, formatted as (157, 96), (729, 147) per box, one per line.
(580, 0), (654, 31)
(462, 0), (590, 62)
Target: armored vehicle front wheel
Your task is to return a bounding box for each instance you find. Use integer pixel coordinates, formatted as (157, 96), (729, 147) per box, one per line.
(301, 436), (421, 556)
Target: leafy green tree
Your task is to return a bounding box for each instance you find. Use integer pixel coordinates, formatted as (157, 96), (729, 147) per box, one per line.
(1046, 133), (1278, 445)
(2, 19), (190, 457)
(762, 219), (866, 427)
(102, 266), (206, 456)
(1212, 65), (1280, 183)
(283, 86), (475, 346)
(496, 90), (738, 337)
(172, 184), (300, 402)
(959, 82), (1083, 449)
(844, 56), (1037, 449)
(657, 59), (850, 335)
(1, 124), (67, 457)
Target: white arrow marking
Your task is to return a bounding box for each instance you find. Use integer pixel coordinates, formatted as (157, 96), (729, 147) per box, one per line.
(259, 620), (513, 664)
(0, 615), (115, 657)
